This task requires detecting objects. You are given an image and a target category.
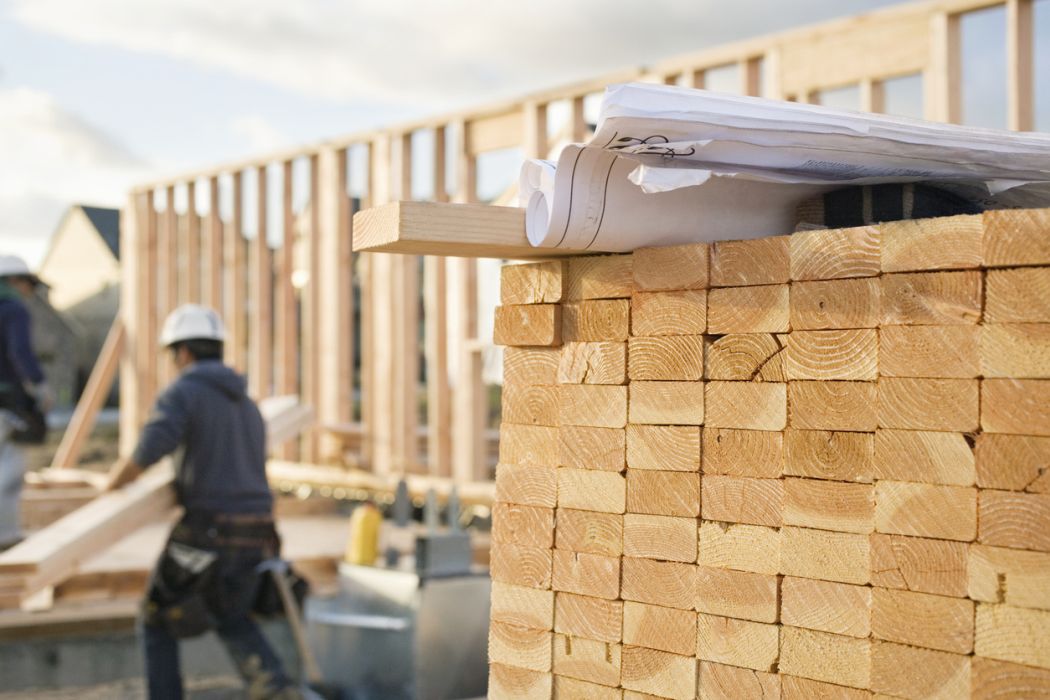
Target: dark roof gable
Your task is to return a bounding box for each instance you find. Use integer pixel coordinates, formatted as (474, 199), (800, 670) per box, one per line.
(79, 205), (120, 259)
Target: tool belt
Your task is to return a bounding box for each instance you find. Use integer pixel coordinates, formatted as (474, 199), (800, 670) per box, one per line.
(143, 511), (279, 639)
(0, 386), (46, 444)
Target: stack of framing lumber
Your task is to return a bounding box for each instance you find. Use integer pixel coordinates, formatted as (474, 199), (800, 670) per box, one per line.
(488, 208), (1050, 699)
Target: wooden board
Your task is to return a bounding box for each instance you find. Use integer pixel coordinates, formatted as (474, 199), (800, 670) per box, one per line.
(352, 201), (584, 258)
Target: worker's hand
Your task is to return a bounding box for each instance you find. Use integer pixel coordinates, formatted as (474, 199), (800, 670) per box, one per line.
(28, 382), (54, 413)
(103, 457), (142, 492)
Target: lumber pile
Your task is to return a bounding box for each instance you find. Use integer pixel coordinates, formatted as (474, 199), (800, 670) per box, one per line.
(489, 208), (1050, 699)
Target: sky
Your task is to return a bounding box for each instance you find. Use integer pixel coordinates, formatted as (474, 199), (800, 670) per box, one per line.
(0, 0), (1042, 266)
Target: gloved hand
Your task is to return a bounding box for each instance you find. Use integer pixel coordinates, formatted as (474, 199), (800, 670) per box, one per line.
(27, 382), (54, 413)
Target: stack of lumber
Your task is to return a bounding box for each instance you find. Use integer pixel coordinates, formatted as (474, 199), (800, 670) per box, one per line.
(488, 208), (1050, 699)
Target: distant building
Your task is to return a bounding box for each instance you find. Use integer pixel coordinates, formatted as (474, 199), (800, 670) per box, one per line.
(37, 205), (121, 403)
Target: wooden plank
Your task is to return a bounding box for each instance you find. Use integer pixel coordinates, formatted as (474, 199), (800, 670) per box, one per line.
(621, 558), (696, 610)
(880, 270), (982, 325)
(553, 676), (621, 700)
(51, 320), (125, 469)
(880, 214), (983, 272)
(983, 208), (1050, 267)
(626, 471), (700, 518)
(628, 382), (704, 425)
(790, 225), (881, 281)
(561, 300), (630, 342)
(872, 588), (974, 654)
(779, 627), (871, 690)
(704, 333), (786, 382)
(205, 176), (223, 311)
(490, 581), (554, 630)
(553, 634), (623, 688)
(790, 278), (879, 330)
(927, 9), (961, 123)
(249, 164), (274, 399)
(495, 462), (556, 507)
(701, 476), (783, 527)
(488, 663), (551, 700)
(877, 378), (979, 431)
(696, 614), (779, 672)
(494, 304), (562, 347)
(697, 522), (780, 575)
(466, 110), (523, 155)
(620, 646), (697, 700)
(491, 503), (555, 549)
(781, 577), (871, 638)
(875, 481), (976, 542)
(623, 601), (696, 656)
(878, 325), (980, 378)
(558, 426), (625, 472)
(488, 620), (552, 672)
(873, 430), (975, 486)
(985, 267), (1050, 323)
(788, 381), (877, 431)
(632, 290), (706, 336)
(185, 183), (200, 302)
(975, 434), (1050, 492)
(698, 662), (780, 700)
(226, 172), (247, 372)
(627, 336), (704, 381)
(972, 657), (1050, 699)
(969, 543), (1050, 610)
(981, 323), (1050, 378)
(500, 260), (566, 305)
(1007, 0), (1035, 131)
(551, 549), (620, 600)
(566, 255), (633, 301)
(274, 162), (298, 462)
(424, 256), (451, 476)
(785, 329), (878, 381)
(695, 567), (779, 622)
(555, 509), (622, 557)
(501, 385), (558, 426)
(558, 342), (627, 385)
(500, 424), (559, 466)
(559, 385), (627, 428)
(705, 382), (786, 430)
(976, 603), (1050, 670)
(703, 428), (782, 479)
(623, 514), (697, 563)
(632, 243), (709, 291)
(504, 347), (560, 386)
(982, 379), (1050, 436)
(555, 592), (623, 643)
(626, 425), (700, 472)
(979, 489), (1050, 552)
(710, 236), (790, 286)
(352, 201), (582, 258)
(783, 478), (874, 534)
(707, 284), (790, 334)
(784, 429), (872, 483)
(871, 641), (970, 699)
(780, 526), (870, 585)
(869, 533), (968, 598)
(489, 542), (552, 589)
(557, 469), (626, 514)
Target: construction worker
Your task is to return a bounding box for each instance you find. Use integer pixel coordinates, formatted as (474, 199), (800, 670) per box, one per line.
(0, 254), (52, 551)
(105, 304), (299, 700)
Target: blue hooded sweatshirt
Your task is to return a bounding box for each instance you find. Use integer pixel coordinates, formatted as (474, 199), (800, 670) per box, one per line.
(0, 295), (45, 392)
(132, 360), (272, 514)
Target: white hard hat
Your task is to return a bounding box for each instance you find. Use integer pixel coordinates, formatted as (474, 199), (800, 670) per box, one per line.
(0, 255), (40, 284)
(159, 304), (226, 347)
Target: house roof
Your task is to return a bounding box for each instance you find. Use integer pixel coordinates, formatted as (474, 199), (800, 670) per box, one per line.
(79, 206), (120, 259)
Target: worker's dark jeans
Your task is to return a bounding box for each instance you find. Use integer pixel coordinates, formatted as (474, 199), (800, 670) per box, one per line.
(141, 522), (295, 700)
(142, 612), (291, 699)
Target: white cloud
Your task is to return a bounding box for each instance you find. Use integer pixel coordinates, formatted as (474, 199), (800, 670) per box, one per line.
(230, 114), (286, 153)
(0, 87), (150, 265)
(10, 0), (905, 108)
